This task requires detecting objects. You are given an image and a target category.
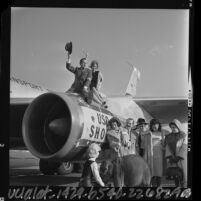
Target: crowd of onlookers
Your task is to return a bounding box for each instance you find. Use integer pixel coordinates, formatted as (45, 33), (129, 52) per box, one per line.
(78, 116), (187, 187)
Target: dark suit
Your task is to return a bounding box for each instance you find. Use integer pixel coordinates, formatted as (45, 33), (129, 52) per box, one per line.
(66, 63), (92, 97)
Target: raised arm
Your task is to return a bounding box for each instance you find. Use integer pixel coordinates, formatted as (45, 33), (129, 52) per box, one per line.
(121, 129), (130, 147)
(66, 53), (76, 73)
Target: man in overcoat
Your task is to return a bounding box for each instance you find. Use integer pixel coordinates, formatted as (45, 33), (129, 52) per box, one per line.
(66, 51), (92, 101)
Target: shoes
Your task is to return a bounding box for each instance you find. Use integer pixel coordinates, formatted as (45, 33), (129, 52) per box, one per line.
(102, 101), (108, 109)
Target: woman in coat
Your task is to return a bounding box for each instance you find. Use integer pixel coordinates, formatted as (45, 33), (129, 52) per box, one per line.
(149, 118), (165, 186)
(164, 119), (188, 187)
(105, 117), (130, 187)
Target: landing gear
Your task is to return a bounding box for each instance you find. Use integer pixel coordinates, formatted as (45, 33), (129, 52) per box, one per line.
(39, 159), (74, 175)
(39, 159), (59, 175)
(57, 162), (74, 175)
(73, 163), (83, 173)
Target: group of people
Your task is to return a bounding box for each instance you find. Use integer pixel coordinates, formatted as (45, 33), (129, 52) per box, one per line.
(79, 117), (187, 188)
(65, 50), (187, 188)
(66, 52), (107, 108)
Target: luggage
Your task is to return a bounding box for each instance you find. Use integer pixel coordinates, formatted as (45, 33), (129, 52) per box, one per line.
(165, 161), (184, 186)
(166, 166), (183, 180)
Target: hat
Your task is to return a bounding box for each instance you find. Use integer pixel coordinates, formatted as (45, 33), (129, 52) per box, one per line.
(65, 41), (72, 55)
(169, 119), (183, 131)
(108, 117), (121, 127)
(136, 118), (148, 126)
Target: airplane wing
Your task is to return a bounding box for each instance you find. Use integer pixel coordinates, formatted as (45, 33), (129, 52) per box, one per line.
(10, 77), (49, 149)
(10, 99), (33, 149)
(134, 97), (188, 124)
(10, 98), (33, 104)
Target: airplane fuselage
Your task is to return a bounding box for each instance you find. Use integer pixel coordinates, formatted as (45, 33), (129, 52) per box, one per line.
(22, 92), (153, 162)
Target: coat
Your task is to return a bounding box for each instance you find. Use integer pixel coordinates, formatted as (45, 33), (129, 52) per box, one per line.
(90, 71), (103, 90)
(152, 130), (165, 177)
(106, 127), (130, 158)
(66, 63), (92, 95)
(105, 127), (130, 187)
(88, 71), (105, 105)
(164, 119), (187, 186)
(139, 130), (153, 176)
(124, 127), (139, 155)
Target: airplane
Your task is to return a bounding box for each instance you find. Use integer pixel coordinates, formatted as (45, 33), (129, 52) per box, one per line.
(10, 64), (189, 176)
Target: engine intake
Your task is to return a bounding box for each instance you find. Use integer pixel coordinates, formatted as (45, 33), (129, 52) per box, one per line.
(22, 92), (83, 161)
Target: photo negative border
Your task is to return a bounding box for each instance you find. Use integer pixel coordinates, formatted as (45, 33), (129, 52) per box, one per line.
(0, 0), (194, 200)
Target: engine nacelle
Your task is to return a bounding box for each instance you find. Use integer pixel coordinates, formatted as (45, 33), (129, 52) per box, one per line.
(22, 92), (113, 161)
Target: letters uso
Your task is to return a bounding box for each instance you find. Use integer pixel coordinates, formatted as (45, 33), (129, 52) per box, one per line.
(89, 113), (110, 140)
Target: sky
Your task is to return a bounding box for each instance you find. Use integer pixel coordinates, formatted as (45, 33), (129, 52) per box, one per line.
(11, 8), (189, 98)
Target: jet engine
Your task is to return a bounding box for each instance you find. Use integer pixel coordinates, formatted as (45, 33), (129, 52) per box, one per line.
(22, 92), (113, 162)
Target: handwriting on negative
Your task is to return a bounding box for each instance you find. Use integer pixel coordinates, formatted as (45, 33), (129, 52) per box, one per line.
(8, 186), (192, 200)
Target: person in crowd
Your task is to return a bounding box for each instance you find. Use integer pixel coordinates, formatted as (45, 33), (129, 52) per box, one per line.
(164, 119), (187, 187)
(124, 118), (139, 155)
(105, 117), (130, 187)
(88, 60), (107, 108)
(136, 118), (153, 175)
(149, 118), (165, 187)
(79, 143), (105, 187)
(65, 51), (92, 102)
